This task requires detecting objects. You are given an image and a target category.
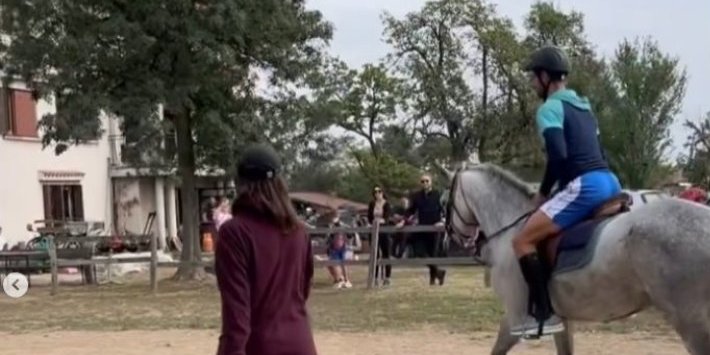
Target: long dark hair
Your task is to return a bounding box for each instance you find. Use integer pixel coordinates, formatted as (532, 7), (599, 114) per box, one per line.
(233, 175), (302, 233)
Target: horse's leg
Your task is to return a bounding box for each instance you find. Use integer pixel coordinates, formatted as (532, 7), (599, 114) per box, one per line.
(491, 318), (519, 355)
(646, 287), (710, 354)
(553, 319), (574, 355)
(634, 263), (710, 354)
(661, 309), (710, 355)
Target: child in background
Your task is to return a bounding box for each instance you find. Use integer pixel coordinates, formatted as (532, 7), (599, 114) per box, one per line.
(325, 212), (361, 289)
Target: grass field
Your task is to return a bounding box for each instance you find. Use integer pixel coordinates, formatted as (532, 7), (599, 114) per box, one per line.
(0, 265), (672, 335)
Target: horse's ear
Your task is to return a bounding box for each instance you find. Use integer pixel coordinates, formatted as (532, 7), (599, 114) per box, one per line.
(433, 161), (455, 182)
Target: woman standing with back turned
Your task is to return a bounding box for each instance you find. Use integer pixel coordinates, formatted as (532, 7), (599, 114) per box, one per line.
(215, 143), (317, 355)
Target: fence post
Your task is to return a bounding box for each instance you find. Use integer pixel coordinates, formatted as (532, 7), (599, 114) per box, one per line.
(150, 232), (158, 294)
(48, 235), (58, 296)
(366, 221), (380, 290)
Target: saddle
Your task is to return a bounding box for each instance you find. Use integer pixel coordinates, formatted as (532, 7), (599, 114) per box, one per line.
(542, 192), (632, 268)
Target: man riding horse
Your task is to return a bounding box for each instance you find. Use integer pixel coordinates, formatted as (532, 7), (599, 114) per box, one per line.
(511, 45), (623, 337)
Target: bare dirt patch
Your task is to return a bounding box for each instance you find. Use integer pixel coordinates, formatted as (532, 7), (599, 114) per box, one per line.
(0, 329), (684, 355)
(0, 266), (685, 354)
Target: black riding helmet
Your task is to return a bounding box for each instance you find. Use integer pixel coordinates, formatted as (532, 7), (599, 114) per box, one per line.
(237, 143), (281, 181)
(524, 45), (571, 78)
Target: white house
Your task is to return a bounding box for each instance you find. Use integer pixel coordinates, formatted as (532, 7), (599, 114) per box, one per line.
(0, 78), (113, 246)
(0, 76), (233, 250)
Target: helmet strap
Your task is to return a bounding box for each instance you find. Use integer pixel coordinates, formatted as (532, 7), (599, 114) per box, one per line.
(535, 71), (551, 101)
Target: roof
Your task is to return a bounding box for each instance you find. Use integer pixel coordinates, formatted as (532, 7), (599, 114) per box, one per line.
(289, 192), (368, 212)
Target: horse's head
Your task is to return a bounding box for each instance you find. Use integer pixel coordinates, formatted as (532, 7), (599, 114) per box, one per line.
(440, 162), (537, 263)
(437, 162), (483, 256)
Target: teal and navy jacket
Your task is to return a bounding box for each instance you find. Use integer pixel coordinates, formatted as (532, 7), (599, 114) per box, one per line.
(536, 89), (609, 196)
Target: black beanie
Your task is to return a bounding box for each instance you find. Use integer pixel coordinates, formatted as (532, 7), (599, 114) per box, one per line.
(237, 143), (281, 181)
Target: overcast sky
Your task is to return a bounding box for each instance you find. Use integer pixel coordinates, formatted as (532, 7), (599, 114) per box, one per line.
(306, 0), (710, 161)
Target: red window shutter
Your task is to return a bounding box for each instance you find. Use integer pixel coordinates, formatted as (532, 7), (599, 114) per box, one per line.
(71, 185), (84, 221)
(0, 88), (9, 134)
(10, 89), (38, 137)
(42, 185), (53, 220)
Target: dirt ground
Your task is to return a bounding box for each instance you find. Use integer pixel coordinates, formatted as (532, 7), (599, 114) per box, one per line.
(0, 329), (684, 355)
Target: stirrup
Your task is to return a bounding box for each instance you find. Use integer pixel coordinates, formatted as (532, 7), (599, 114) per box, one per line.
(511, 315), (565, 338)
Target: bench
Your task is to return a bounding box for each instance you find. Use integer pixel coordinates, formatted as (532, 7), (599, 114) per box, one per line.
(0, 250), (50, 286)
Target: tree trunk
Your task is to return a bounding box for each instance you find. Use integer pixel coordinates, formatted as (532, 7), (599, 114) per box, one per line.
(478, 47), (488, 161)
(172, 110), (207, 281)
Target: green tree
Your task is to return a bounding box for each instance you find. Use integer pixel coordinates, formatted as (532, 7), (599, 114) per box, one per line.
(287, 134), (355, 193)
(459, 0), (532, 164)
(678, 113), (710, 189)
(0, 0), (332, 279)
(378, 124), (420, 165)
(313, 59), (405, 157)
(382, 0), (477, 161)
(351, 149), (421, 198)
(603, 37), (687, 188)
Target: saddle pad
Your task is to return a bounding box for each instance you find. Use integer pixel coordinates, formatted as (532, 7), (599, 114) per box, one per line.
(553, 217), (615, 275)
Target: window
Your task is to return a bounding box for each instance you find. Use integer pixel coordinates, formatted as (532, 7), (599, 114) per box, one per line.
(0, 87), (38, 137)
(42, 184), (84, 221)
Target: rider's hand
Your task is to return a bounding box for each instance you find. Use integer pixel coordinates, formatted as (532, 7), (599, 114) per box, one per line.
(532, 193), (547, 207)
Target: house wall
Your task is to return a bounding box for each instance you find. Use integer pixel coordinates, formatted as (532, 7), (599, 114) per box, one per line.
(0, 80), (113, 246)
(114, 177), (166, 235)
(114, 176), (222, 237)
(114, 178), (144, 235)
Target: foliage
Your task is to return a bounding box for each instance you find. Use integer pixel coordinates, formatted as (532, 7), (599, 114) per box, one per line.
(311, 59), (405, 156)
(0, 0), (333, 278)
(351, 149), (422, 198)
(678, 113), (710, 189)
(382, 0), (477, 161)
(602, 37), (687, 188)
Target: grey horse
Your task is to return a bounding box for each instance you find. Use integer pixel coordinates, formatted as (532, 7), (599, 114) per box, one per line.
(442, 162), (710, 355)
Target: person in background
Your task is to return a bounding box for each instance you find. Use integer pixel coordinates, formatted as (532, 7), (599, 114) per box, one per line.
(325, 210), (360, 289)
(200, 196), (217, 251)
(396, 173), (446, 286)
(201, 196), (217, 223)
(215, 143), (317, 355)
(213, 196), (232, 231)
(367, 185), (393, 285)
(391, 196), (411, 258)
(678, 186), (708, 204)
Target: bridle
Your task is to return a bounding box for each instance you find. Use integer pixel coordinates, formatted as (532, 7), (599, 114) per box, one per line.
(444, 167), (535, 258)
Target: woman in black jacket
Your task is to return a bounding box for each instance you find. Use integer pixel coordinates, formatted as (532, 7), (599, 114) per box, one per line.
(367, 185), (393, 285)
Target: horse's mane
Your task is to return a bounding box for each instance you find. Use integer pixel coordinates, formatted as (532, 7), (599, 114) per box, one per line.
(469, 163), (536, 199)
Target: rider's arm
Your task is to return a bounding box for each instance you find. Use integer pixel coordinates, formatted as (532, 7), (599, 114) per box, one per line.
(536, 101), (567, 197)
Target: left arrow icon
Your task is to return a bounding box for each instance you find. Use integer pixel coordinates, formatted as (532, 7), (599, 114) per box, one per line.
(3, 272), (29, 298)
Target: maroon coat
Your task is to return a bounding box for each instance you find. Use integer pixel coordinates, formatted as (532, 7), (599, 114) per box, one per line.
(215, 209), (317, 355)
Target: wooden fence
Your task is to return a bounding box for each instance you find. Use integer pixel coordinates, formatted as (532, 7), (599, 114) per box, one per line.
(1, 222), (484, 295)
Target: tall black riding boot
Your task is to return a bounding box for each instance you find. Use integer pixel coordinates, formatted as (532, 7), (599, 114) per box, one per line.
(518, 252), (553, 321)
(510, 252), (564, 337)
